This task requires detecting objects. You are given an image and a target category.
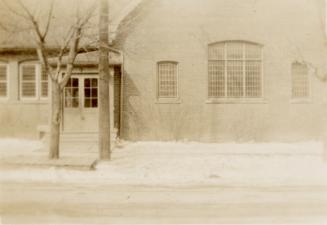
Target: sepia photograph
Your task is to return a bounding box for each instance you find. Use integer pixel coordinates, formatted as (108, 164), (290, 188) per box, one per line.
(1, 0), (327, 224)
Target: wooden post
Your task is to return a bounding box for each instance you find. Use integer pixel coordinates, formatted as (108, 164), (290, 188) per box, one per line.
(98, 0), (111, 160)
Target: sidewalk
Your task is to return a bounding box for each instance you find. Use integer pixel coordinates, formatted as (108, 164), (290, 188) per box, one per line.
(1, 139), (327, 187)
(0, 139), (98, 170)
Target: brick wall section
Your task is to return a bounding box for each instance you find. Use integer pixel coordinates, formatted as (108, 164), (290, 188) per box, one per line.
(117, 0), (327, 142)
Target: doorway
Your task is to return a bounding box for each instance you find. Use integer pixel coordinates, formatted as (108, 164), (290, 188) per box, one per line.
(62, 75), (99, 132)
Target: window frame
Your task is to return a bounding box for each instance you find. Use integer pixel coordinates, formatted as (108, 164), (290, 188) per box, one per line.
(19, 63), (40, 101)
(0, 62), (9, 100)
(290, 61), (311, 103)
(156, 61), (180, 103)
(207, 41), (265, 103)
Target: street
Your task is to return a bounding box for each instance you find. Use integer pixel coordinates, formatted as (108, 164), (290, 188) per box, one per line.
(1, 181), (327, 224)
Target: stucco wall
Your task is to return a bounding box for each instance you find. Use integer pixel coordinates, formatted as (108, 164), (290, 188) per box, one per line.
(0, 102), (48, 138)
(118, 0), (327, 142)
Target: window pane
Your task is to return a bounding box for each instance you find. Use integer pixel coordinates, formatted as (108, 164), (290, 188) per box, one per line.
(292, 63), (309, 98)
(227, 42), (243, 60)
(208, 61), (225, 97)
(245, 61), (261, 97)
(84, 98), (90, 108)
(0, 66), (7, 97)
(227, 60), (243, 97)
(92, 98), (98, 107)
(85, 88), (91, 97)
(22, 66), (36, 81)
(40, 66), (48, 97)
(41, 82), (48, 97)
(209, 43), (224, 60)
(91, 79), (97, 87)
(91, 88), (98, 97)
(0, 66), (6, 81)
(158, 62), (177, 98)
(22, 83), (36, 96)
(84, 78), (90, 88)
(0, 83), (7, 97)
(21, 65), (36, 98)
(41, 66), (47, 81)
(72, 88), (79, 98)
(72, 78), (79, 87)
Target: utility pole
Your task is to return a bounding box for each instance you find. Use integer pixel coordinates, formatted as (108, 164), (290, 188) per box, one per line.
(98, 0), (111, 160)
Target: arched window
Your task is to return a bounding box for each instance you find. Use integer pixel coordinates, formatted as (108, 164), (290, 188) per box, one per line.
(208, 41), (263, 99)
(157, 61), (178, 99)
(291, 62), (309, 99)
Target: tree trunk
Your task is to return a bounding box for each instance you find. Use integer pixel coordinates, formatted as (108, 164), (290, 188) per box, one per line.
(98, 0), (111, 160)
(49, 81), (61, 159)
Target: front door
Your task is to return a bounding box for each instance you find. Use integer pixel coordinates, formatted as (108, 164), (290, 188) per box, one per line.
(62, 75), (99, 132)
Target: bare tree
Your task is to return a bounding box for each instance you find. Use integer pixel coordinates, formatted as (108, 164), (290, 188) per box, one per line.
(1, 0), (96, 159)
(98, 0), (111, 160)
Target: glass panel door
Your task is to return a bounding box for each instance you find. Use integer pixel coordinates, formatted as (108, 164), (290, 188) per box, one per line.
(63, 76), (99, 132)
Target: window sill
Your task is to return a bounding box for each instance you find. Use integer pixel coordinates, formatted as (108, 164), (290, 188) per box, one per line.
(155, 98), (182, 104)
(206, 98), (267, 104)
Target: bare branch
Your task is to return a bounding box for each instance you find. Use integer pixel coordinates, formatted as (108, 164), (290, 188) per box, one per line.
(59, 27), (82, 89)
(2, 0), (29, 20)
(0, 20), (10, 32)
(17, 0), (44, 42)
(78, 2), (97, 28)
(42, 0), (54, 40)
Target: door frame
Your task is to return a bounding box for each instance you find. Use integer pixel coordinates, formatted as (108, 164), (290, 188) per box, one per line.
(61, 73), (99, 133)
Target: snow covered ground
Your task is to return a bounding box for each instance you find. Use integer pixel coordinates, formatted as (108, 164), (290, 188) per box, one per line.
(1, 139), (327, 186)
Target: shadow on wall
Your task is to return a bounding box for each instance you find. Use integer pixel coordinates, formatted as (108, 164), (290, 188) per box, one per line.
(121, 72), (194, 141)
(121, 71), (142, 140)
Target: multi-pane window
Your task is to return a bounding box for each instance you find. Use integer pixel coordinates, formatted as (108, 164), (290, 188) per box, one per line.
(64, 78), (79, 108)
(291, 62), (309, 99)
(84, 78), (98, 108)
(0, 64), (8, 98)
(208, 41), (262, 99)
(157, 62), (178, 98)
(40, 66), (48, 98)
(20, 63), (49, 100)
(21, 64), (37, 98)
